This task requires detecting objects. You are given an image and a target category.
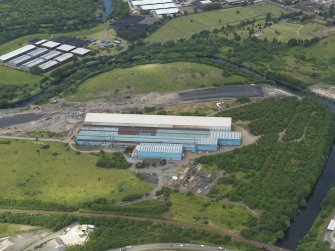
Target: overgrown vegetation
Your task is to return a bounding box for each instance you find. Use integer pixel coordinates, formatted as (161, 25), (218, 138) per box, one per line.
(96, 152), (130, 169)
(197, 97), (335, 242)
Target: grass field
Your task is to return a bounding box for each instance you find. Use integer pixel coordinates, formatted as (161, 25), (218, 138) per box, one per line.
(0, 223), (38, 236)
(168, 193), (254, 231)
(259, 21), (330, 42)
(67, 62), (247, 101)
(147, 2), (289, 43)
(0, 140), (153, 205)
(0, 65), (42, 86)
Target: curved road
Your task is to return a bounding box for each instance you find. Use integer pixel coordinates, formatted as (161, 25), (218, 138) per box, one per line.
(108, 243), (231, 251)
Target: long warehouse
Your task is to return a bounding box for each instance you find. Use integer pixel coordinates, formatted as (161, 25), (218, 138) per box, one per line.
(77, 113), (241, 160)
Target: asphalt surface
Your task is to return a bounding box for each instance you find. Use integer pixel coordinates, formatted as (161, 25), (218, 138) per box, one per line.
(108, 243), (233, 251)
(0, 113), (44, 128)
(178, 85), (264, 101)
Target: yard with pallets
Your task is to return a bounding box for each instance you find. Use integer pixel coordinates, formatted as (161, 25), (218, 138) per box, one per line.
(67, 62), (247, 101)
(146, 2), (289, 43)
(0, 140), (153, 206)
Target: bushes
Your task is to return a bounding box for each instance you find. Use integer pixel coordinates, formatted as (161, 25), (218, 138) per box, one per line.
(96, 152), (130, 169)
(121, 193), (144, 202)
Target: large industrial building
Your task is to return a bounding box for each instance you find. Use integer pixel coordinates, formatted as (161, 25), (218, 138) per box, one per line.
(131, 0), (179, 17)
(77, 113), (241, 160)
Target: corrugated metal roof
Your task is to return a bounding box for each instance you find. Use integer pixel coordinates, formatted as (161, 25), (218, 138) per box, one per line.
(71, 48), (91, 56)
(85, 113), (231, 129)
(132, 0), (172, 5)
(210, 130), (241, 139)
(57, 44), (76, 52)
(34, 39), (47, 45)
(197, 137), (218, 145)
(154, 8), (179, 15)
(39, 60), (59, 70)
(141, 3), (176, 9)
(0, 45), (36, 62)
(137, 143), (183, 153)
(55, 53), (73, 62)
(41, 41), (60, 48)
(27, 47), (49, 57)
(22, 58), (45, 68)
(8, 54), (32, 65)
(40, 50), (62, 60)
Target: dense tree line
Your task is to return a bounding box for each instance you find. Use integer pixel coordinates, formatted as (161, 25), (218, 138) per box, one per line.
(0, 0), (103, 44)
(197, 97), (335, 242)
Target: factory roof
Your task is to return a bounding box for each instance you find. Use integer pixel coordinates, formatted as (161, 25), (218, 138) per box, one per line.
(55, 53), (73, 62)
(57, 44), (76, 52)
(71, 48), (91, 56)
(8, 54), (32, 65)
(132, 0), (172, 5)
(136, 143), (183, 153)
(41, 41), (60, 49)
(154, 8), (179, 15)
(40, 50), (62, 60)
(84, 113), (231, 129)
(34, 39), (47, 45)
(26, 47), (49, 57)
(142, 3), (176, 9)
(22, 58), (45, 68)
(0, 45), (36, 62)
(39, 60), (59, 70)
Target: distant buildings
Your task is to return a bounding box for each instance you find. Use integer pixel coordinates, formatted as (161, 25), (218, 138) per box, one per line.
(131, 0), (180, 17)
(0, 38), (91, 72)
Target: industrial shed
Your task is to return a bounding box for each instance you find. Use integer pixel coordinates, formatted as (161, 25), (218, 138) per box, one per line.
(77, 113), (241, 159)
(0, 45), (36, 62)
(132, 143), (183, 160)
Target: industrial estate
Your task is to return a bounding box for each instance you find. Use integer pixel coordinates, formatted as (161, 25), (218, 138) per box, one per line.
(77, 113), (241, 160)
(0, 39), (91, 72)
(1, 0), (335, 251)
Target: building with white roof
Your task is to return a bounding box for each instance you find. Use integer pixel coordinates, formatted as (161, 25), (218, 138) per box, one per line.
(0, 45), (36, 62)
(55, 53), (74, 63)
(328, 219), (335, 231)
(40, 50), (63, 60)
(153, 8), (179, 16)
(8, 55), (33, 66)
(84, 113), (231, 130)
(41, 41), (60, 49)
(39, 60), (59, 71)
(26, 47), (49, 57)
(34, 39), (47, 45)
(131, 0), (179, 16)
(57, 44), (76, 52)
(21, 58), (45, 71)
(71, 48), (91, 56)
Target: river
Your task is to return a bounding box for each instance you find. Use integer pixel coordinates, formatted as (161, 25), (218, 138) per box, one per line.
(101, 0), (113, 21)
(277, 99), (335, 250)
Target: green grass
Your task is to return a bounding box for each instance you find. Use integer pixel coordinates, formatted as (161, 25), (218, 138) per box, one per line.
(168, 193), (254, 231)
(67, 62), (247, 101)
(147, 2), (289, 43)
(0, 65), (42, 86)
(0, 140), (153, 205)
(259, 21), (330, 42)
(0, 223), (37, 236)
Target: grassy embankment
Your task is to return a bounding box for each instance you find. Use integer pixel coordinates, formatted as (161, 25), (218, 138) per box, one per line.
(0, 140), (153, 205)
(67, 62), (247, 101)
(146, 2), (289, 43)
(0, 223), (38, 237)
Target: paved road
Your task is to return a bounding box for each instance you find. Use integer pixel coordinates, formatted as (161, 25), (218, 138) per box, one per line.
(178, 85), (264, 101)
(108, 243), (231, 251)
(24, 222), (77, 251)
